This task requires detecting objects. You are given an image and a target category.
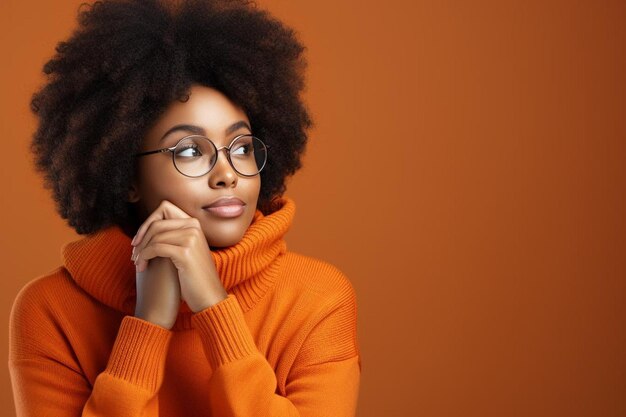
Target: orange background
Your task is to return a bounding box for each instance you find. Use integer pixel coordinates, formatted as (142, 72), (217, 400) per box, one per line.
(1, 1), (625, 416)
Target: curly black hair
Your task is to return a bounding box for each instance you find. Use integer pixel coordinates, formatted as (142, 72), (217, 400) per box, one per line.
(29, 0), (312, 235)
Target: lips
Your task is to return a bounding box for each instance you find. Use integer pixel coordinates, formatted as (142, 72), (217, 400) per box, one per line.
(202, 196), (246, 219)
(203, 196), (245, 208)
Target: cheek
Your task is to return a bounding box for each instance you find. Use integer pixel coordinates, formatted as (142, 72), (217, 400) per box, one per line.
(137, 160), (187, 207)
(248, 176), (261, 203)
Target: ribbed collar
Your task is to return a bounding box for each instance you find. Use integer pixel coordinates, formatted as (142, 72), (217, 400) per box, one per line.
(62, 196), (295, 330)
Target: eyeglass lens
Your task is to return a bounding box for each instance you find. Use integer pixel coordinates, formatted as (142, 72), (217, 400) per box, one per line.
(173, 135), (267, 177)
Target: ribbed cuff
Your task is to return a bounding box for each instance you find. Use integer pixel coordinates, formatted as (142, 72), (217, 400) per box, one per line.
(191, 294), (257, 369)
(104, 316), (172, 392)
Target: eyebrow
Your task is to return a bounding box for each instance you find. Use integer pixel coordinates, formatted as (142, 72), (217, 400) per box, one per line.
(159, 120), (252, 144)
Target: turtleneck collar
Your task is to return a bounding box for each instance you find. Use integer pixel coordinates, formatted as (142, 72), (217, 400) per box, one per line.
(62, 196), (295, 331)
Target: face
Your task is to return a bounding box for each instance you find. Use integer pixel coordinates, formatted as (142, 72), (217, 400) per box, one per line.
(128, 84), (261, 249)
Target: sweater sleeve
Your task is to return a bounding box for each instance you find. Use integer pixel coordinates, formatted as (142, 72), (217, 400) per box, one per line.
(81, 316), (173, 416)
(8, 281), (173, 417)
(190, 281), (361, 417)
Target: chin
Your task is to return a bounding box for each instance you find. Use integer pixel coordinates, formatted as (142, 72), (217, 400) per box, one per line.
(200, 206), (255, 249)
(205, 225), (247, 249)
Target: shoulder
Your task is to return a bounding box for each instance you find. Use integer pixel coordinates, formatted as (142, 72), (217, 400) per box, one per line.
(9, 267), (99, 375)
(11, 267), (69, 311)
(279, 251), (358, 307)
(9, 267), (77, 360)
(11, 267), (76, 316)
(277, 252), (361, 367)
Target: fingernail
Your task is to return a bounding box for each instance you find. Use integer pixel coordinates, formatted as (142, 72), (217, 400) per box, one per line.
(131, 235), (137, 246)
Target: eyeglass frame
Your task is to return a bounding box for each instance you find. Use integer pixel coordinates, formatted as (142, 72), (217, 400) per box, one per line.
(132, 133), (271, 178)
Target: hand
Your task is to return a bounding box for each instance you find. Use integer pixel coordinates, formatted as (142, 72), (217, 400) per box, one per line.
(131, 200), (228, 314)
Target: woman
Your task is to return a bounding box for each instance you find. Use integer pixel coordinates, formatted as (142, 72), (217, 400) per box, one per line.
(8, 0), (361, 416)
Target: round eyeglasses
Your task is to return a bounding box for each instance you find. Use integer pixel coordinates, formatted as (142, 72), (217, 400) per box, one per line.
(133, 134), (270, 177)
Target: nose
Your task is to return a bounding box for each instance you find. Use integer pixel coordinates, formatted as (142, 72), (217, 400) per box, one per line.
(208, 148), (238, 189)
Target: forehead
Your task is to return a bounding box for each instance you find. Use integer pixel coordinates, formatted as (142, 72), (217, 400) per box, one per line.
(145, 85), (250, 143)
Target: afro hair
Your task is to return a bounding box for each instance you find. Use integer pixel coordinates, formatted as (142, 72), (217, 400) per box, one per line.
(29, 0), (313, 235)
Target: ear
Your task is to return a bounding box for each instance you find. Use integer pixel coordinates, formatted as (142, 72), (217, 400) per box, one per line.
(127, 181), (141, 203)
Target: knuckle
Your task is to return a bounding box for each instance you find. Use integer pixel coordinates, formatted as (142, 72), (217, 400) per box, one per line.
(193, 229), (205, 242)
(153, 219), (165, 230)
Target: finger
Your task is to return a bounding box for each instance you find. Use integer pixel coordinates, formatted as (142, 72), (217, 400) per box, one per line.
(133, 200), (192, 246)
(135, 228), (206, 270)
(132, 200), (192, 247)
(135, 242), (183, 273)
(132, 218), (201, 262)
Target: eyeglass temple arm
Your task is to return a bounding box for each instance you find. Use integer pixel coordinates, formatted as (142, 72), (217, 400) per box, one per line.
(133, 148), (174, 157)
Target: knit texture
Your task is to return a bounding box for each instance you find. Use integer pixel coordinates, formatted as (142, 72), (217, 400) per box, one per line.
(8, 196), (361, 416)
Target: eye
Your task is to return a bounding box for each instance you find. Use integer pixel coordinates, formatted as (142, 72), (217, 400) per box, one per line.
(175, 144), (202, 157)
(231, 143), (251, 156)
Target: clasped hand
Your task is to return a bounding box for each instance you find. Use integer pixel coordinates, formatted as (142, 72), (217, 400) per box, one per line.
(130, 200), (228, 314)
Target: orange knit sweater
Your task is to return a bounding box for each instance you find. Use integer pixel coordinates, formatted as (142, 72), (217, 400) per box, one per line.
(8, 196), (361, 416)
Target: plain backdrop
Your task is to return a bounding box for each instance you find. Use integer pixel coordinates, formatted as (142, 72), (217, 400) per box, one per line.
(1, 1), (625, 416)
